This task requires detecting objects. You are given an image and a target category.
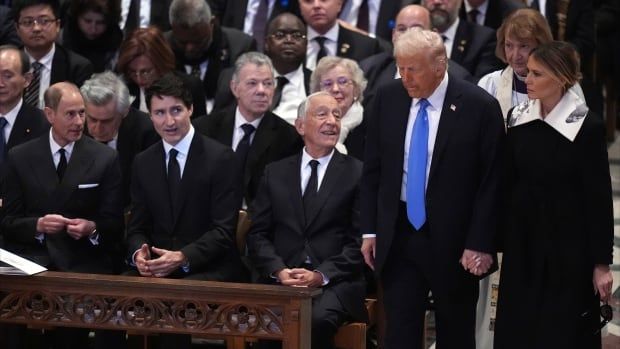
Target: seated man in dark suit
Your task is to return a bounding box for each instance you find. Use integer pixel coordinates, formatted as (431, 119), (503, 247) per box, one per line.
(361, 4), (474, 105)
(167, 0), (256, 114)
(1, 82), (124, 349)
(194, 52), (302, 207)
(13, 0), (94, 109)
(81, 71), (159, 209)
(213, 13), (311, 124)
(300, 0), (385, 70)
(247, 91), (367, 349)
(422, 0), (502, 80)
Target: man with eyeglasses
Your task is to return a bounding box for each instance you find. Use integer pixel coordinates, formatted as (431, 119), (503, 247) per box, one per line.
(166, 0), (255, 114)
(360, 4), (474, 104)
(247, 91), (367, 349)
(12, 0), (93, 109)
(194, 52), (302, 208)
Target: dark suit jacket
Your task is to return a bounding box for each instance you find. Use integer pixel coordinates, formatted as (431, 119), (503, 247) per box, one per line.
(220, 0), (301, 30)
(361, 75), (505, 278)
(360, 51), (474, 106)
(545, 0), (595, 62)
(50, 43), (94, 87)
(335, 25), (386, 63)
(459, 0), (525, 30)
(1, 135), (124, 273)
(149, 0), (173, 32)
(247, 151), (367, 322)
(126, 133), (247, 282)
(212, 65), (311, 113)
(449, 20), (503, 80)
(167, 25), (256, 100)
(128, 73), (207, 117)
(193, 107), (303, 204)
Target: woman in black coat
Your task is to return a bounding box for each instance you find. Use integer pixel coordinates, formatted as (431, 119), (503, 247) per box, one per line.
(494, 41), (614, 349)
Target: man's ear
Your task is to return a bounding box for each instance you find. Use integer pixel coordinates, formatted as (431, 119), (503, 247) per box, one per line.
(294, 117), (305, 136)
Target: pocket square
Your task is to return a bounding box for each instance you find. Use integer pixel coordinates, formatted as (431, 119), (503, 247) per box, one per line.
(78, 183), (99, 189)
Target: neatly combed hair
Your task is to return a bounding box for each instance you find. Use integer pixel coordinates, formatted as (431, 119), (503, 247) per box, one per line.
(116, 26), (176, 80)
(529, 41), (581, 93)
(232, 52), (275, 83)
(145, 72), (193, 111)
(495, 8), (553, 63)
(310, 56), (367, 103)
(394, 28), (447, 66)
(0, 45), (30, 75)
(68, 0), (121, 25)
(169, 0), (212, 27)
(44, 82), (79, 111)
(81, 71), (131, 114)
(12, 0), (60, 20)
(297, 91), (333, 119)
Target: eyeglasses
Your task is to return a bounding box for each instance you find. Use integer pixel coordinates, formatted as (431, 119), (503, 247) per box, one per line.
(320, 76), (353, 91)
(270, 31), (306, 41)
(127, 69), (155, 79)
(17, 17), (58, 29)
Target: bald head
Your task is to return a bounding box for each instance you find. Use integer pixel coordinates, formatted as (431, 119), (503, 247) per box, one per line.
(393, 5), (432, 44)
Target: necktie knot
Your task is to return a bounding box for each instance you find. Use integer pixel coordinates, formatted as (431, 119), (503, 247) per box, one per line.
(276, 76), (289, 88)
(468, 8), (479, 23)
(169, 148), (179, 160)
(418, 98), (430, 112)
(241, 123), (256, 137)
(32, 61), (43, 72)
(0, 117), (8, 129)
(315, 36), (327, 47)
(309, 159), (319, 172)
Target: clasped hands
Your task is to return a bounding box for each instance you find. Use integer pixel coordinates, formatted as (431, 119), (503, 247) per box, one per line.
(277, 268), (324, 288)
(135, 243), (187, 278)
(37, 214), (95, 240)
(460, 249), (493, 276)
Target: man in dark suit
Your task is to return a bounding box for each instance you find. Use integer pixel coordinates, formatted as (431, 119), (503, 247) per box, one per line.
(194, 52), (302, 207)
(459, 0), (524, 30)
(361, 4), (474, 105)
(339, 0), (415, 41)
(81, 71), (159, 208)
(213, 13), (311, 123)
(422, 0), (502, 80)
(13, 0), (93, 109)
(300, 0), (385, 70)
(248, 91), (367, 349)
(219, 0), (301, 50)
(167, 0), (256, 114)
(360, 29), (505, 349)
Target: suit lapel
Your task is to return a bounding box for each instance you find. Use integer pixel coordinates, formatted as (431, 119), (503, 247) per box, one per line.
(217, 109), (236, 146)
(336, 25), (354, 59)
(286, 154), (305, 233)
(450, 21), (469, 65)
(7, 105), (42, 148)
(28, 136), (58, 205)
(392, 81), (413, 167)
(244, 112), (275, 187)
(428, 77), (461, 182)
(305, 151), (345, 230)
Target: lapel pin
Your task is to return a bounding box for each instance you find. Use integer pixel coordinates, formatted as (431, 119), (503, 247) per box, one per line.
(26, 128), (31, 133)
(450, 104), (456, 111)
(340, 43), (350, 54)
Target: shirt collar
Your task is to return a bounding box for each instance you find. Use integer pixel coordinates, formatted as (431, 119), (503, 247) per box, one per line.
(302, 147), (335, 167)
(276, 64), (304, 89)
(307, 23), (339, 43)
(413, 72), (449, 110)
(48, 127), (75, 156)
(508, 88), (588, 142)
(1, 98), (23, 127)
(162, 125), (195, 156)
(234, 107), (264, 129)
(26, 44), (55, 70)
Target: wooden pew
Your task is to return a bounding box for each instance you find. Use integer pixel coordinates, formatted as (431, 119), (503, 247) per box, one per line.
(0, 271), (320, 349)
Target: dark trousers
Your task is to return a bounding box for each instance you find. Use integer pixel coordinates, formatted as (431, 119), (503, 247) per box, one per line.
(381, 203), (478, 349)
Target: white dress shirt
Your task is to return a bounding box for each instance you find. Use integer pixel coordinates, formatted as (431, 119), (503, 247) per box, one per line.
(49, 128), (75, 167)
(0, 98), (23, 143)
(339, 0), (381, 36)
(25, 45), (55, 109)
(464, 0), (489, 26)
(162, 126), (195, 178)
(120, 0), (152, 30)
(306, 24), (339, 70)
(232, 107), (264, 151)
(441, 18), (460, 59)
(300, 147), (334, 195)
(243, 0), (276, 35)
(273, 65), (307, 125)
(526, 0), (547, 16)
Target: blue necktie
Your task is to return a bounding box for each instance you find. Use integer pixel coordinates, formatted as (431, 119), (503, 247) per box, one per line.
(407, 98), (430, 230)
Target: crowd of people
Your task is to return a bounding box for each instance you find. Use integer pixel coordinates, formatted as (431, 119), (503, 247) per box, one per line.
(0, 0), (618, 349)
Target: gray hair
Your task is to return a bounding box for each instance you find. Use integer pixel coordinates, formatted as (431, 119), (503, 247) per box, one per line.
(232, 52), (275, 83)
(169, 0), (212, 27)
(394, 28), (447, 66)
(297, 91), (333, 119)
(80, 71), (131, 115)
(310, 56), (367, 103)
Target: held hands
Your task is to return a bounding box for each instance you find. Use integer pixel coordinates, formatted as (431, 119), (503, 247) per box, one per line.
(593, 264), (613, 303)
(65, 218), (96, 240)
(361, 237), (376, 270)
(36, 215), (95, 240)
(460, 249), (493, 276)
(277, 268), (324, 288)
(136, 245), (187, 278)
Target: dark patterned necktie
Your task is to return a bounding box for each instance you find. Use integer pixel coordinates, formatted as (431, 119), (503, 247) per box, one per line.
(24, 62), (42, 108)
(57, 148), (67, 180)
(167, 148), (181, 202)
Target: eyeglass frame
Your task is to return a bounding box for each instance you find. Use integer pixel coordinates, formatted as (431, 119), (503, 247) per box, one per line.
(319, 76), (354, 91)
(127, 68), (156, 80)
(269, 30), (307, 41)
(17, 16), (59, 29)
